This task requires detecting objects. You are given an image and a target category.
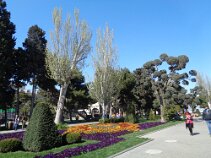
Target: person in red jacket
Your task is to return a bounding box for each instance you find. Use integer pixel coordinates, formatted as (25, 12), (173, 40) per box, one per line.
(185, 112), (194, 135)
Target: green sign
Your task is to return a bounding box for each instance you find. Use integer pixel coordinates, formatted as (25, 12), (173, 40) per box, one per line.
(0, 108), (16, 113)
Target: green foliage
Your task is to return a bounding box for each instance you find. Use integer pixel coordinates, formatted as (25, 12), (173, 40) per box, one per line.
(23, 102), (58, 152)
(110, 117), (125, 123)
(148, 109), (156, 120)
(134, 68), (155, 115)
(0, 138), (22, 153)
(23, 25), (57, 115)
(141, 53), (197, 122)
(0, 0), (16, 123)
(65, 133), (82, 144)
(115, 69), (138, 121)
(66, 70), (93, 112)
(164, 105), (181, 121)
(125, 113), (137, 123)
(23, 25), (47, 82)
(99, 118), (110, 123)
(36, 92), (57, 115)
(56, 123), (68, 130)
(99, 117), (125, 123)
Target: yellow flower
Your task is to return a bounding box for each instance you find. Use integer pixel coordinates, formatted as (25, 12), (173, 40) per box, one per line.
(64, 122), (139, 135)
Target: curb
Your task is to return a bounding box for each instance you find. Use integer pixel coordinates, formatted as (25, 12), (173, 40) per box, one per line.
(107, 138), (153, 158)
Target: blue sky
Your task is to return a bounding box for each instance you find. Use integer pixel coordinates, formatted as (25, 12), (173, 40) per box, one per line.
(6, 0), (211, 88)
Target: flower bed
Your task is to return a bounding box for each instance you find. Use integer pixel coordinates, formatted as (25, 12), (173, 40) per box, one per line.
(0, 122), (165, 158)
(64, 122), (139, 135)
(35, 131), (129, 158)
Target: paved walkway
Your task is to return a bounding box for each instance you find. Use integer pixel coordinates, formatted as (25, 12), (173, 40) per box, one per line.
(114, 119), (211, 158)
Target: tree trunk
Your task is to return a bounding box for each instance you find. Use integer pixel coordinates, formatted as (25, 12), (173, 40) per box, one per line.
(54, 84), (68, 124)
(102, 102), (105, 119)
(119, 108), (122, 117)
(160, 104), (165, 122)
(30, 76), (36, 117)
(4, 108), (7, 129)
(160, 90), (166, 122)
(109, 105), (113, 118)
(68, 108), (72, 121)
(101, 102), (108, 120)
(16, 87), (20, 116)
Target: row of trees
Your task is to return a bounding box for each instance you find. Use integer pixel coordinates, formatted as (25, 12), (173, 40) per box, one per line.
(89, 53), (198, 122)
(0, 1), (92, 126)
(0, 0), (203, 126)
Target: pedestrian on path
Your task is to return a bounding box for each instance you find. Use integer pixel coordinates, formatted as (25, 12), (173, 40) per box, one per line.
(202, 106), (211, 136)
(13, 115), (19, 131)
(21, 115), (27, 129)
(185, 111), (193, 135)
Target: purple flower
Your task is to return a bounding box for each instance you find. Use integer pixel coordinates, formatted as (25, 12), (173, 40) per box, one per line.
(0, 131), (24, 141)
(36, 131), (129, 158)
(139, 122), (164, 130)
(1, 122), (164, 158)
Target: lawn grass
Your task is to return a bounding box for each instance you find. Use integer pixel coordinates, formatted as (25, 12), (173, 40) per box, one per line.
(75, 121), (181, 158)
(0, 121), (181, 158)
(0, 140), (97, 158)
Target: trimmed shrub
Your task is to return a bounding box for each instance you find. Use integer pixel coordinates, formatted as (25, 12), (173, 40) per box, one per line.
(65, 133), (81, 144)
(0, 138), (22, 153)
(125, 113), (137, 123)
(23, 102), (58, 152)
(56, 123), (68, 130)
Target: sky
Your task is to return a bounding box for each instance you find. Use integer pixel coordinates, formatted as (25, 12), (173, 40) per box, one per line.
(5, 0), (211, 90)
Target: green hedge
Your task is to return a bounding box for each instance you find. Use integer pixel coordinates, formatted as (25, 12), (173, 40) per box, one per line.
(65, 133), (82, 144)
(0, 138), (22, 153)
(23, 102), (58, 152)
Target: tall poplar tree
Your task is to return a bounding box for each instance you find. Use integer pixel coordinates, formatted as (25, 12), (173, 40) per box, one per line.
(46, 8), (92, 124)
(89, 25), (118, 119)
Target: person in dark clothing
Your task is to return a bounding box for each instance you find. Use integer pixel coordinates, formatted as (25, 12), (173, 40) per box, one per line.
(185, 112), (194, 135)
(202, 106), (211, 136)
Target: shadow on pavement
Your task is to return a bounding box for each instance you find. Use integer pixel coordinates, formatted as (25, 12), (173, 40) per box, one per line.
(192, 132), (200, 136)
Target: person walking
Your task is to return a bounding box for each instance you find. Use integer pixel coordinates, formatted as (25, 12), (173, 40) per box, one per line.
(185, 111), (194, 135)
(202, 106), (211, 136)
(21, 115), (27, 129)
(13, 115), (19, 130)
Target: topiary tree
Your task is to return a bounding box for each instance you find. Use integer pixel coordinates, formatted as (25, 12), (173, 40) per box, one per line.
(23, 102), (58, 152)
(142, 53), (197, 122)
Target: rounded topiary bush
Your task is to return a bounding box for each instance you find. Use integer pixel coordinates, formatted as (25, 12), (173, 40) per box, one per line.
(0, 138), (22, 153)
(125, 113), (137, 123)
(65, 133), (81, 144)
(23, 102), (58, 152)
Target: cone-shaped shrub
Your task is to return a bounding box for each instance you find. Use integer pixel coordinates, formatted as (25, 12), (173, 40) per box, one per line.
(23, 102), (58, 152)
